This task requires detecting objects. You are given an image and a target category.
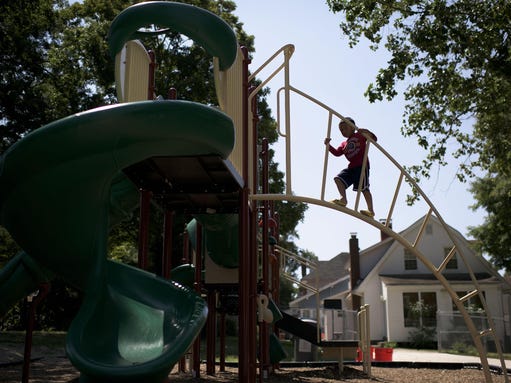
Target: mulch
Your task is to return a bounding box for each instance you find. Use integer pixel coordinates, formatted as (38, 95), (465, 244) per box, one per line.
(0, 343), (507, 383)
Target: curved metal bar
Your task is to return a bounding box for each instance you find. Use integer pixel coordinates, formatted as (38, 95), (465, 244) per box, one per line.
(249, 193), (505, 383)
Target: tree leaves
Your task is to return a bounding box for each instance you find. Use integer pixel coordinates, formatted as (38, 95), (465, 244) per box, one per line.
(327, 0), (511, 270)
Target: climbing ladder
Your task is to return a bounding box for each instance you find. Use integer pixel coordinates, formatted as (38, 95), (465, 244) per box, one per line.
(248, 44), (508, 383)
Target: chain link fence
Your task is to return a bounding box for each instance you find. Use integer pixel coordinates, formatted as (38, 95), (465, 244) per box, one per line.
(437, 311), (510, 354)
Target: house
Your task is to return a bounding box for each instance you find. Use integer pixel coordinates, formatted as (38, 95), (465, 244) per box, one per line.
(289, 215), (511, 351)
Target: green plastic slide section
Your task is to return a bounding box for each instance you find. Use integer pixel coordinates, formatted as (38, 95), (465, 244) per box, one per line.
(170, 264), (199, 289)
(0, 101), (234, 290)
(66, 260), (207, 383)
(0, 100), (234, 382)
(187, 214), (239, 269)
(108, 1), (238, 70)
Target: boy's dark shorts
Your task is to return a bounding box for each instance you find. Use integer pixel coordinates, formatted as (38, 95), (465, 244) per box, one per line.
(335, 166), (370, 191)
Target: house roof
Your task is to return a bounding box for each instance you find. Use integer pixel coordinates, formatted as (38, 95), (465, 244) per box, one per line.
(300, 251), (350, 289)
(355, 214), (509, 293)
(290, 275), (351, 309)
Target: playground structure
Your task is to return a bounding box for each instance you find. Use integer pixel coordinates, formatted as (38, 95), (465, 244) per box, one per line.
(0, 2), (508, 383)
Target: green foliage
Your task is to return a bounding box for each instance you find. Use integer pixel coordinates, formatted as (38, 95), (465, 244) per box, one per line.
(468, 175), (511, 271)
(0, 280), (81, 331)
(0, 304), (23, 331)
(449, 341), (478, 356)
(0, 227), (20, 267)
(326, 0), (511, 270)
(278, 277), (296, 309)
(408, 325), (436, 349)
(0, 0), (64, 152)
(406, 299), (437, 349)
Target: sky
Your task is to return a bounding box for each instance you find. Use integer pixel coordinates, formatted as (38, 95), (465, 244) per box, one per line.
(233, 0), (486, 260)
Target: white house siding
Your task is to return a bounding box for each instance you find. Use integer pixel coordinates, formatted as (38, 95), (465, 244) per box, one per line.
(377, 223), (480, 276)
(359, 277), (387, 340)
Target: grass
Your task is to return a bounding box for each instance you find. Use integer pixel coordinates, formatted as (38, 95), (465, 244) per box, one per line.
(200, 335), (294, 362)
(4, 331), (510, 363)
(0, 332), (295, 361)
(443, 341), (511, 361)
(0, 331), (67, 349)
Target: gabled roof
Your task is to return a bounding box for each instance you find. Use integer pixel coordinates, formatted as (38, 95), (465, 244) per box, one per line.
(290, 275), (351, 309)
(355, 214), (506, 293)
(300, 251), (350, 289)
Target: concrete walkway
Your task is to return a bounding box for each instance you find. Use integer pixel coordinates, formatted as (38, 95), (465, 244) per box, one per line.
(392, 348), (509, 368)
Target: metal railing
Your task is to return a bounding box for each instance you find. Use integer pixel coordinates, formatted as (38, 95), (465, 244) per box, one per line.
(248, 44), (507, 383)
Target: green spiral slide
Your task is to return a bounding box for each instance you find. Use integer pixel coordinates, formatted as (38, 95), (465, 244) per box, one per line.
(0, 2), (238, 382)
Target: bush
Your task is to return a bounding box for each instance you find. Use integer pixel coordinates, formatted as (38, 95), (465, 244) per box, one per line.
(450, 341), (478, 355)
(408, 326), (436, 349)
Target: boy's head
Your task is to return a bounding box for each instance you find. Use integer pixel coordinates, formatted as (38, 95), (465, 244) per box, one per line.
(339, 117), (356, 138)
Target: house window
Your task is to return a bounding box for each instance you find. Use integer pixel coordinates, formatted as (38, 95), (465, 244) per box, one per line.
(404, 249), (417, 270)
(453, 291), (485, 313)
(444, 247), (458, 269)
(426, 224), (433, 235)
(403, 292), (437, 327)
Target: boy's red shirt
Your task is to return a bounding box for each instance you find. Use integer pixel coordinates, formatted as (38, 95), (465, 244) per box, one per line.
(329, 131), (374, 168)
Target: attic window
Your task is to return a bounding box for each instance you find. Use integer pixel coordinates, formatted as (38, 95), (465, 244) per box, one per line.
(426, 224), (433, 235)
(404, 249), (417, 270)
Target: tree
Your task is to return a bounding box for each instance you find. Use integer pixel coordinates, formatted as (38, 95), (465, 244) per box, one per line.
(468, 175), (511, 271)
(326, 0), (511, 270)
(0, 0), (65, 152)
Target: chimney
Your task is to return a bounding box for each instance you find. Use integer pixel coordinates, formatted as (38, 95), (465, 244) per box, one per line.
(349, 233), (362, 310)
(379, 218), (393, 241)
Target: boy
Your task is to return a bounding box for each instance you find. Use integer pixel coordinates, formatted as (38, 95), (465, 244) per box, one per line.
(324, 117), (377, 217)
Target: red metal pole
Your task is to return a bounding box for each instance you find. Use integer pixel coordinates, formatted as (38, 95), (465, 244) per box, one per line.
(240, 44), (257, 383)
(206, 291), (216, 375)
(192, 223), (203, 378)
(179, 227), (190, 373)
(219, 311), (226, 372)
(247, 55), (260, 383)
(260, 138), (270, 378)
(249, 197), (258, 381)
(251, 87), (259, 196)
(138, 189), (151, 270)
(22, 283), (50, 383)
(238, 186), (252, 383)
(162, 209), (173, 279)
(271, 205), (281, 369)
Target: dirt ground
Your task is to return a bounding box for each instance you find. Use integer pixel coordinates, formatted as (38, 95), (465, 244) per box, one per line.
(0, 343), (507, 383)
